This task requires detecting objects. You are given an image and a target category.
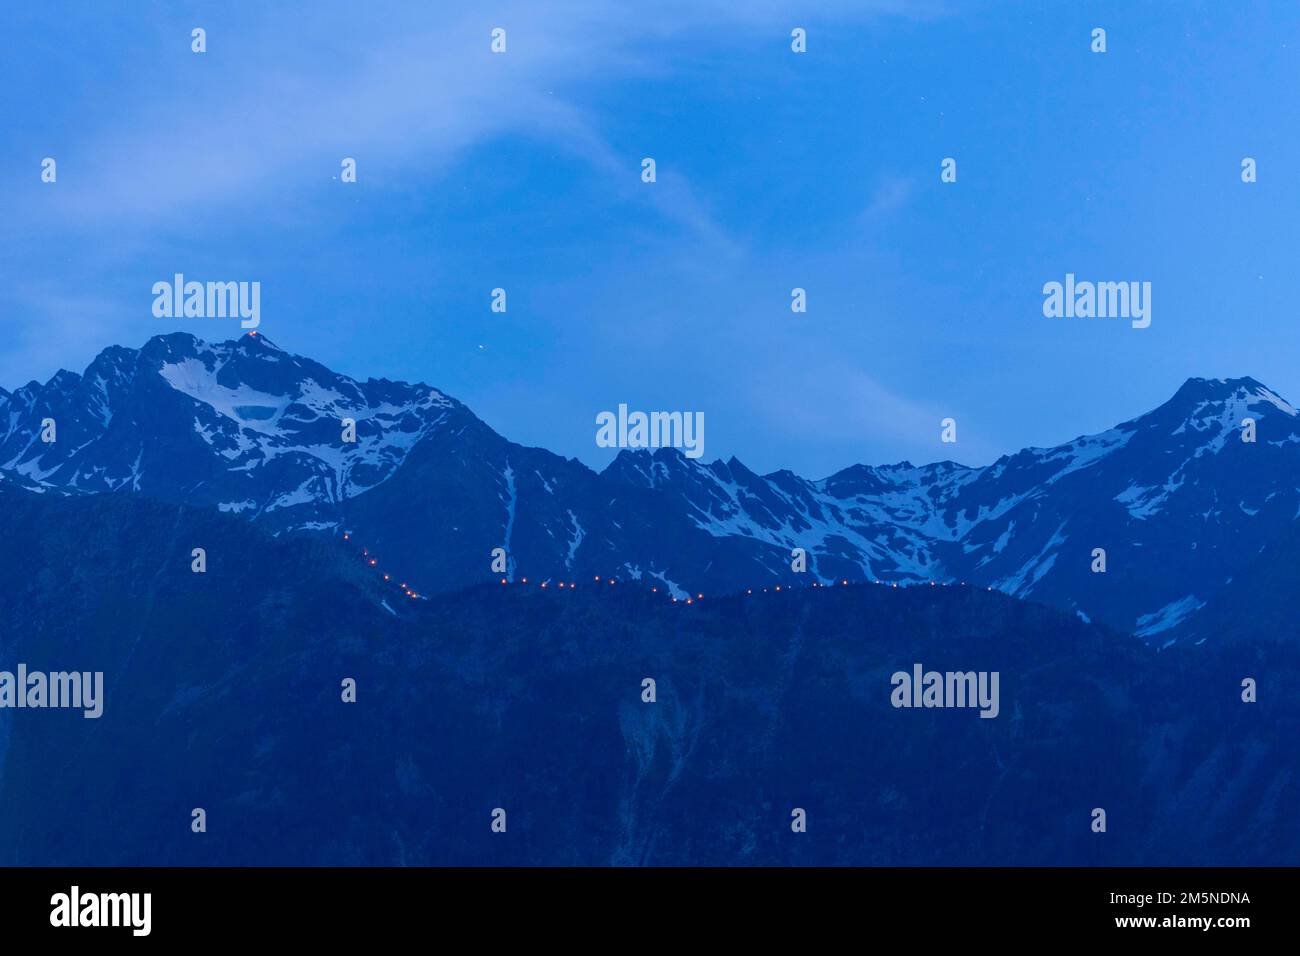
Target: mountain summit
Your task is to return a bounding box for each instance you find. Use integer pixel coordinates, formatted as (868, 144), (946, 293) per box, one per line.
(3, 335), (1298, 639)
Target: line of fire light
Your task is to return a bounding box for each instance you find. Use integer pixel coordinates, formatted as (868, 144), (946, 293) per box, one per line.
(341, 530), (993, 605)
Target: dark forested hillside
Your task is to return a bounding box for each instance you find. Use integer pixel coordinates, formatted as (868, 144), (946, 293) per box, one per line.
(1, 482), (1295, 865)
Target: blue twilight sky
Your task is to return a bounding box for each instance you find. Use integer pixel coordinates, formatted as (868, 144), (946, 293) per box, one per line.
(1, 0), (1297, 478)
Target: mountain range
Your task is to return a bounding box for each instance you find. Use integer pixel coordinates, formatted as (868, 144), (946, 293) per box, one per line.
(3, 331), (1296, 641)
(3, 332), (1297, 865)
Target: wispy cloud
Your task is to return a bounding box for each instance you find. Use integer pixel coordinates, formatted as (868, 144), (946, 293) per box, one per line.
(17, 0), (939, 239)
(857, 175), (916, 228)
(738, 338), (1002, 473)
(2, 0), (961, 475)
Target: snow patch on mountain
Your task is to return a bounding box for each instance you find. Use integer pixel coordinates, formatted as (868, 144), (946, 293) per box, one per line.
(1038, 428), (1134, 483)
(1135, 595), (1204, 637)
(566, 510), (585, 566)
(994, 522), (1067, 597)
(500, 463), (518, 575)
(1115, 474), (1186, 520)
(160, 358), (292, 433)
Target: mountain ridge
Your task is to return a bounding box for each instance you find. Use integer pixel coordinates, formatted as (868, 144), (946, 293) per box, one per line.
(3, 332), (1297, 640)
(9, 335), (1279, 477)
